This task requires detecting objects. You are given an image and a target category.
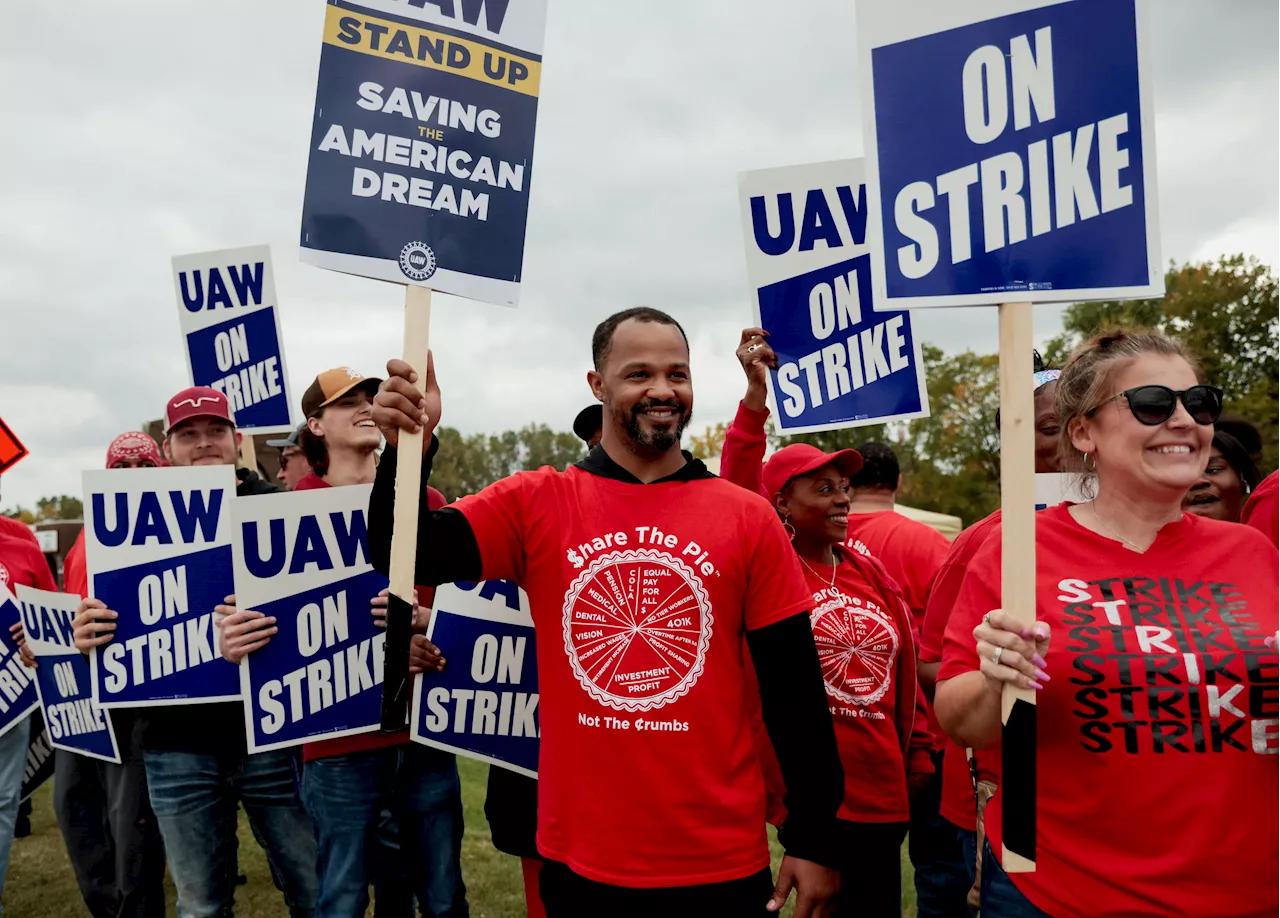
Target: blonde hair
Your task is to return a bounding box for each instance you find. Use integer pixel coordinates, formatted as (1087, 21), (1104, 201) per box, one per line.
(1054, 328), (1201, 484)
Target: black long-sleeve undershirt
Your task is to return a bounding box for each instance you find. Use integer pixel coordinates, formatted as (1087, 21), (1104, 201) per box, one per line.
(368, 443), (843, 867)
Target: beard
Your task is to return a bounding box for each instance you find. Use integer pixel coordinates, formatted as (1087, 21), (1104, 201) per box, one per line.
(617, 398), (691, 454)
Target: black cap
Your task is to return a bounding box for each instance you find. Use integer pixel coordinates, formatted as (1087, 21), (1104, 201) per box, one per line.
(573, 404), (603, 444)
(266, 424), (305, 449)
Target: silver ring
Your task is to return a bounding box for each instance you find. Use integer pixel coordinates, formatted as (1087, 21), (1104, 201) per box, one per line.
(991, 647), (1004, 666)
(746, 344), (761, 353)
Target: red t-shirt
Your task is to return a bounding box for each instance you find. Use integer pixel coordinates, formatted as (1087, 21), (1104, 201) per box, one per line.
(294, 472), (446, 762)
(0, 536), (57, 592)
(919, 509), (1003, 831)
(940, 504), (1279, 917)
(454, 465), (811, 887)
(63, 530), (87, 597)
(0, 516), (38, 547)
(844, 509), (949, 627)
(1241, 470), (1278, 548)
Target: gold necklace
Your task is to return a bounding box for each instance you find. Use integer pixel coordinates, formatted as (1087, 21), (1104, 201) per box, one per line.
(1090, 503), (1142, 551)
(799, 554), (839, 587)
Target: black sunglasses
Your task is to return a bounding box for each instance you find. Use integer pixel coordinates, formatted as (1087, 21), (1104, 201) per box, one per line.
(1087, 384), (1224, 426)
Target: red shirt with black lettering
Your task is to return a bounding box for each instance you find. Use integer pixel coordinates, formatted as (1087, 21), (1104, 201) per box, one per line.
(940, 504), (1279, 917)
(919, 510), (1003, 831)
(295, 473), (446, 762)
(454, 464), (811, 887)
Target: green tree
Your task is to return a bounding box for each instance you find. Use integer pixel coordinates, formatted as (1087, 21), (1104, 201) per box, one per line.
(1045, 255), (1278, 473)
(428, 424), (585, 503)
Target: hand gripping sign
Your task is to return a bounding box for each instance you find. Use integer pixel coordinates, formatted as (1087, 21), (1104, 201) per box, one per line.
(300, 0), (550, 307)
(412, 580), (538, 777)
(15, 587), (120, 763)
(738, 159), (930, 434)
(84, 466), (242, 707)
(172, 246), (295, 436)
(0, 586), (40, 738)
(232, 485), (390, 753)
(856, 0), (1164, 872)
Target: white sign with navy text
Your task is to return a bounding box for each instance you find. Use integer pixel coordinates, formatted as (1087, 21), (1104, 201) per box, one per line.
(16, 587), (120, 763)
(856, 0), (1162, 309)
(84, 466), (242, 707)
(173, 245), (295, 434)
(232, 485), (390, 753)
(738, 159), (930, 434)
(0, 586), (40, 739)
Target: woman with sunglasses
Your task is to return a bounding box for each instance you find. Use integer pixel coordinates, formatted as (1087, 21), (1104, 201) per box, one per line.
(935, 328), (1278, 918)
(1182, 425), (1262, 523)
(721, 328), (934, 917)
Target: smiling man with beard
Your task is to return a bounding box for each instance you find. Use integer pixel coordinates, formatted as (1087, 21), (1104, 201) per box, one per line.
(367, 307), (844, 918)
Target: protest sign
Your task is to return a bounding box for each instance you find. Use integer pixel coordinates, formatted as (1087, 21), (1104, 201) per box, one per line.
(412, 580), (538, 777)
(21, 711), (54, 803)
(856, 0), (1161, 310)
(0, 586), (41, 737)
(0, 417), (28, 474)
(84, 466), (242, 707)
(299, 0), (550, 307)
(172, 246), (294, 436)
(1035, 471), (1089, 510)
(738, 159), (930, 434)
(232, 485), (390, 753)
(15, 586), (119, 763)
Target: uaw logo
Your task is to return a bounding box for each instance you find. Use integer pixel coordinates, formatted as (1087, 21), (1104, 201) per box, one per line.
(398, 242), (437, 282)
(561, 549), (713, 713)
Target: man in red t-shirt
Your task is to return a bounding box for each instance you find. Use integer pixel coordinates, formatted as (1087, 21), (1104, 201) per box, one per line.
(219, 367), (466, 918)
(369, 308), (843, 918)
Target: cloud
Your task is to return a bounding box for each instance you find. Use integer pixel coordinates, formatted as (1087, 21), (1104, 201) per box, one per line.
(1, 0), (1275, 511)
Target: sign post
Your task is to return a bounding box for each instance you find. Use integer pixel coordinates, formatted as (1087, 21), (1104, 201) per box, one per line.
(737, 159), (930, 434)
(856, 0), (1163, 870)
(298, 1), (549, 729)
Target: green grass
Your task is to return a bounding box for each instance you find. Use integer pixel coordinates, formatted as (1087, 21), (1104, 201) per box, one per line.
(4, 757), (916, 917)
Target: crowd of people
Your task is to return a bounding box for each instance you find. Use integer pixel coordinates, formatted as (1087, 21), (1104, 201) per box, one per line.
(0, 307), (1276, 918)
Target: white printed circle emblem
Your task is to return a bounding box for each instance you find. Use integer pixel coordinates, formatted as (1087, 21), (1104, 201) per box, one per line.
(811, 595), (898, 706)
(562, 549), (713, 712)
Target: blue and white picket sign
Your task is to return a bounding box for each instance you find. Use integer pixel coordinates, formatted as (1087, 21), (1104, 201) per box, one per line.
(232, 484), (390, 753)
(15, 586), (120, 764)
(738, 159), (930, 434)
(0, 586), (40, 739)
(856, 0), (1163, 309)
(1034, 472), (1089, 511)
(172, 246), (294, 435)
(411, 580), (538, 778)
(299, 0), (550, 307)
(83, 466), (242, 708)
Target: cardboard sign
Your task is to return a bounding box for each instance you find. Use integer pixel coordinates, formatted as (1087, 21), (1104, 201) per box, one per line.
(0, 417), (28, 475)
(172, 246), (294, 435)
(299, 0), (550, 307)
(0, 586), (41, 738)
(856, 0), (1162, 309)
(15, 586), (120, 763)
(232, 485), (390, 753)
(411, 580), (538, 777)
(738, 159), (930, 434)
(83, 466), (242, 707)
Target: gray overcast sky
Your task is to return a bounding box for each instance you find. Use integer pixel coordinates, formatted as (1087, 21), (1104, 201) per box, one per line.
(1, 0), (1276, 512)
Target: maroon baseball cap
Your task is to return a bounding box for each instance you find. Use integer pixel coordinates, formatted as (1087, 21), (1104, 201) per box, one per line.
(762, 443), (863, 497)
(165, 387), (235, 434)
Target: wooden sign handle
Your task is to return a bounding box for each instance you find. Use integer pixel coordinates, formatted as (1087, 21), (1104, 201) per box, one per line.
(998, 301), (1037, 872)
(380, 284), (433, 731)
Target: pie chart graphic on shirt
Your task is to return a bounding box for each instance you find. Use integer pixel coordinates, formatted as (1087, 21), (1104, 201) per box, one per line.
(811, 594), (898, 706)
(562, 549), (714, 712)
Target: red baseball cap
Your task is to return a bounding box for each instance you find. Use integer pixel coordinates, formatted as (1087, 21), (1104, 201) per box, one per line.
(105, 431), (164, 469)
(762, 443), (863, 497)
(165, 387), (235, 434)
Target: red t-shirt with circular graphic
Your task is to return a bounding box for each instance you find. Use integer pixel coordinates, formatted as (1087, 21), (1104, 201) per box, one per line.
(454, 465), (811, 888)
(940, 504), (1279, 918)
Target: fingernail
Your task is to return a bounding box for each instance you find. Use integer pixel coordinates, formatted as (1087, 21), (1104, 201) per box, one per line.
(1032, 653), (1047, 668)
(267, 617), (276, 624)
(1020, 629), (1032, 639)
(1034, 668), (1051, 681)
(1266, 636), (1276, 649)
(1035, 626), (1050, 639)
(1028, 680), (1044, 690)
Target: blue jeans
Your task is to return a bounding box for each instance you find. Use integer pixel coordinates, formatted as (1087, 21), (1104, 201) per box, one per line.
(0, 716), (31, 916)
(980, 841), (1052, 918)
(910, 752), (977, 918)
(957, 827), (978, 887)
(144, 748), (318, 918)
(302, 744), (468, 918)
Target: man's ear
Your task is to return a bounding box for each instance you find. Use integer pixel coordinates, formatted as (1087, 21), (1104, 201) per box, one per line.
(307, 416), (325, 437)
(587, 370), (605, 404)
(234, 431), (244, 451)
(161, 438), (172, 462)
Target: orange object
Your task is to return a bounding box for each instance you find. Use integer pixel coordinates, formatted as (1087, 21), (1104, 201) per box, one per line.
(0, 418), (27, 474)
